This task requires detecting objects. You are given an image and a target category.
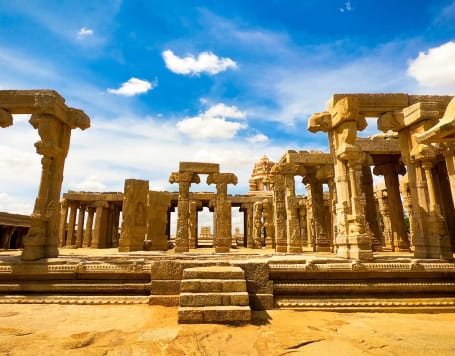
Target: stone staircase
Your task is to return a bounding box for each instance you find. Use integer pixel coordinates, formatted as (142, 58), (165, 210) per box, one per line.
(178, 266), (251, 323)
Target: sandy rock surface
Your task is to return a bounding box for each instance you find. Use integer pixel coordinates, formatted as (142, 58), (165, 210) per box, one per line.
(0, 304), (454, 355)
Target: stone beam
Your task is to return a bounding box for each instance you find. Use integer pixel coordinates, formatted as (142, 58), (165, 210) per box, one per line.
(0, 90), (90, 130)
(280, 150), (333, 165)
(355, 135), (401, 154)
(179, 162), (220, 174)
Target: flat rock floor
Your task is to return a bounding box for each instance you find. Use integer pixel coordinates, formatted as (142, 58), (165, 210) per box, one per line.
(0, 304), (454, 355)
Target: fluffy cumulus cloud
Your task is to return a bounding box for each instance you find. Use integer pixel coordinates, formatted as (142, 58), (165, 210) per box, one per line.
(176, 103), (247, 139)
(107, 77), (157, 96)
(247, 133), (269, 143)
(162, 50), (237, 75)
(407, 41), (455, 90)
(77, 27), (94, 38)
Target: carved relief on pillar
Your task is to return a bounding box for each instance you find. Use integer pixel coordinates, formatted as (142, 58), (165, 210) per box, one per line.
(58, 199), (69, 247)
(270, 172), (287, 252)
(169, 171), (200, 253)
(374, 186), (393, 250)
(263, 198), (275, 249)
(373, 160), (410, 252)
(119, 179), (149, 252)
(207, 172), (238, 253)
(252, 201), (263, 249)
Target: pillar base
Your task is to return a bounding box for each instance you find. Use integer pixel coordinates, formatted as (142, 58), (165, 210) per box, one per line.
(175, 246), (189, 253)
(215, 247), (230, 253)
(118, 245), (143, 252)
(288, 246), (302, 253)
(21, 244), (59, 261)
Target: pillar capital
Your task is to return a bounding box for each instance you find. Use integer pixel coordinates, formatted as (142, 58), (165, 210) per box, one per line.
(0, 109), (13, 128)
(373, 161), (406, 177)
(206, 172), (238, 186)
(169, 171), (200, 184)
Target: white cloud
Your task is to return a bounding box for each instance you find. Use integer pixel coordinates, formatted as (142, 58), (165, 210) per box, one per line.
(407, 41), (455, 90)
(107, 77), (156, 96)
(176, 103), (247, 139)
(247, 133), (269, 143)
(340, 1), (352, 12)
(203, 103), (246, 119)
(69, 175), (107, 191)
(77, 27), (94, 39)
(162, 50), (237, 75)
(177, 116), (246, 139)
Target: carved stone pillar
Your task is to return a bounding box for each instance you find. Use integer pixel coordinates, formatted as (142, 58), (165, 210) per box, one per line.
(298, 198), (308, 248)
(66, 201), (78, 246)
(82, 206), (95, 247)
(284, 173), (301, 253)
(252, 201), (263, 249)
(421, 160), (452, 259)
(399, 178), (413, 250)
(207, 173), (238, 253)
(303, 176), (330, 252)
(373, 161), (410, 251)
(271, 173), (287, 252)
(119, 179), (149, 252)
(442, 143), (455, 207)
(189, 200), (198, 249)
(111, 204), (121, 248)
(241, 203), (254, 248)
(361, 165), (383, 251)
(169, 172), (200, 252)
(75, 204), (85, 248)
(375, 187), (393, 250)
(58, 199), (68, 247)
(263, 198), (275, 249)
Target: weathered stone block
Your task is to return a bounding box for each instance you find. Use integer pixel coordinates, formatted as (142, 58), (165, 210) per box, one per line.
(183, 266), (244, 280)
(150, 280), (181, 295)
(149, 295), (179, 306)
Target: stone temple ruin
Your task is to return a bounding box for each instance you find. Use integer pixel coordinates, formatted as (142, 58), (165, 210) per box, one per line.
(2, 90), (455, 323)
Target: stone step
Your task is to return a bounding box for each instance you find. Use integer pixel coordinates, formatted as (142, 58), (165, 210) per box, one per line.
(178, 305), (251, 323)
(181, 279), (247, 293)
(180, 292), (250, 307)
(182, 266), (245, 280)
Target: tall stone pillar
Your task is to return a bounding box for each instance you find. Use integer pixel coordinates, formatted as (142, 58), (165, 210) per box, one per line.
(189, 200), (198, 249)
(271, 173), (287, 252)
(241, 203), (254, 248)
(283, 172), (301, 253)
(375, 187), (393, 250)
(443, 143), (455, 207)
(0, 90), (90, 260)
(91, 201), (109, 248)
(75, 204), (85, 247)
(58, 199), (68, 247)
(263, 198), (275, 249)
(119, 179), (149, 252)
(207, 173), (238, 253)
(252, 201), (263, 249)
(66, 201), (78, 246)
(298, 198), (308, 248)
(399, 178), (414, 249)
(361, 165), (383, 251)
(303, 176), (330, 252)
(373, 161), (410, 251)
(82, 207), (95, 247)
(111, 204), (121, 247)
(169, 172), (200, 253)
(148, 191), (172, 251)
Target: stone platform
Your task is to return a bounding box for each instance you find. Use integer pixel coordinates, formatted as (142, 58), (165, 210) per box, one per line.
(0, 248), (455, 314)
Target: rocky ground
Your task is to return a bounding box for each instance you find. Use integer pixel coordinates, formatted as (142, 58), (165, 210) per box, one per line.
(0, 304), (454, 355)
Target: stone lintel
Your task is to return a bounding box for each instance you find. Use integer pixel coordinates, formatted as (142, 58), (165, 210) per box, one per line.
(402, 102), (441, 127)
(355, 136), (401, 154)
(282, 150), (333, 166)
(328, 96), (366, 130)
(63, 191), (124, 202)
(0, 90), (90, 130)
(331, 93), (409, 116)
(179, 162), (220, 174)
(0, 212), (31, 227)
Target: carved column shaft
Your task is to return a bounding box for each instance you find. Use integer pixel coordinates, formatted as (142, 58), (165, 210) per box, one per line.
(82, 207), (95, 247)
(272, 174), (287, 252)
(58, 199), (69, 247)
(75, 204), (85, 247)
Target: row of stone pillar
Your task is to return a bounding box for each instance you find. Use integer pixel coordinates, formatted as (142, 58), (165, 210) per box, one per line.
(58, 200), (121, 248)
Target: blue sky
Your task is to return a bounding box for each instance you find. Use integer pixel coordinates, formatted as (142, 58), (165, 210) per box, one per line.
(1, 0), (455, 215)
